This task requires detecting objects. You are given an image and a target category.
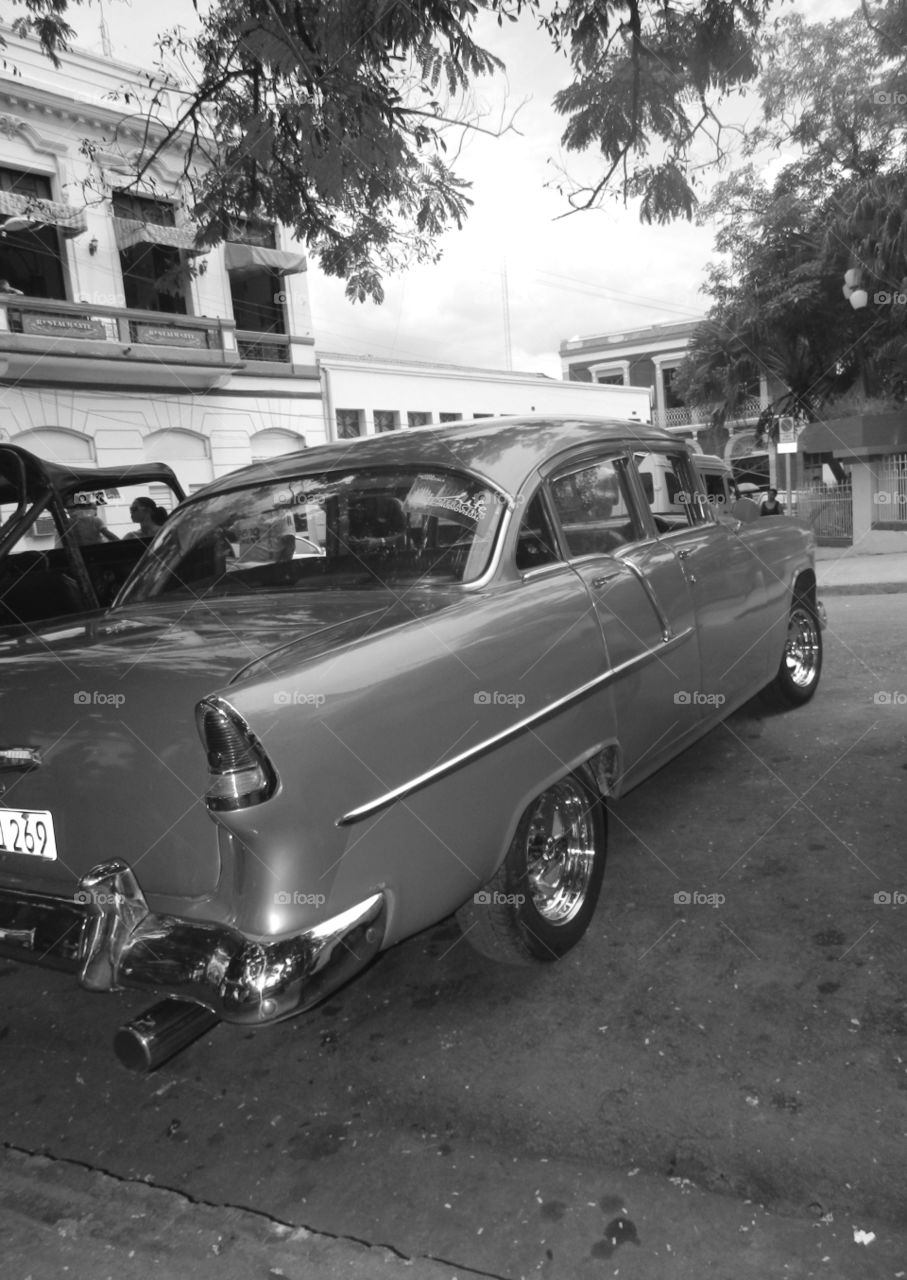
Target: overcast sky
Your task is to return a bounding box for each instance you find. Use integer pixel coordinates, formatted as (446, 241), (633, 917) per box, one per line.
(72, 0), (853, 377)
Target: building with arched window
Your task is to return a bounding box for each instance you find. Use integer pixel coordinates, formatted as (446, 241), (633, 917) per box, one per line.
(0, 27), (319, 503)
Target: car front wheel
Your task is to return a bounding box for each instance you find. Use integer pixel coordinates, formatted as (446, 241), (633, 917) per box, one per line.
(457, 767), (606, 964)
(763, 598), (823, 707)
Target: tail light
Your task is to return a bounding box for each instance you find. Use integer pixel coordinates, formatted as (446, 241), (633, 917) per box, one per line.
(196, 696), (277, 812)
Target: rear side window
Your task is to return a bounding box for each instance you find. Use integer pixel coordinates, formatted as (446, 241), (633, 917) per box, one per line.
(549, 457), (640, 558)
(515, 491), (561, 571)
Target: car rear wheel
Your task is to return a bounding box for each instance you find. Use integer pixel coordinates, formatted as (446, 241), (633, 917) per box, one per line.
(457, 767), (606, 964)
(763, 597), (823, 708)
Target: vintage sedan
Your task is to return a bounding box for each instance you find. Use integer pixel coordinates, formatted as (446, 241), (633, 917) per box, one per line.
(0, 417), (823, 1069)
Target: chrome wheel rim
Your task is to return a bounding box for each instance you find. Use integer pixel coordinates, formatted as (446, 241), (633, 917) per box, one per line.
(523, 779), (596, 925)
(785, 606), (820, 688)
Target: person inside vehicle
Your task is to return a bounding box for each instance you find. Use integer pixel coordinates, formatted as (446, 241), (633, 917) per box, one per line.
(347, 493), (407, 555)
(57, 498), (119, 546)
(760, 488), (784, 517)
(125, 497), (169, 540)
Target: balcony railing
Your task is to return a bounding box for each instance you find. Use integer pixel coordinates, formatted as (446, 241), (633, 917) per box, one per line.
(653, 398), (767, 431)
(0, 295), (239, 368)
(235, 330), (291, 364)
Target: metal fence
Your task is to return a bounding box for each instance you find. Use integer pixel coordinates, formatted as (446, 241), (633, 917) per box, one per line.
(872, 453), (907, 524)
(787, 485), (853, 543)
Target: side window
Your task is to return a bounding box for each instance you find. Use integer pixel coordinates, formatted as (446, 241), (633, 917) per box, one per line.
(701, 470), (730, 513)
(515, 491), (561, 571)
(549, 457), (640, 558)
(636, 451), (708, 533)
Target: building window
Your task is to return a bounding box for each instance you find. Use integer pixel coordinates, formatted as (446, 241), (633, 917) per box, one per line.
(0, 166), (66, 299)
(224, 217), (285, 336)
(439, 412), (460, 423)
(113, 192), (187, 314)
(407, 411), (432, 428)
(336, 409), (362, 439)
(596, 373), (625, 386)
(662, 366), (685, 410)
(374, 410), (399, 433)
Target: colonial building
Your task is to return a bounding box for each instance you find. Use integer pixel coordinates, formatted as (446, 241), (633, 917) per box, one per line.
(0, 26), (322, 531)
(559, 319), (776, 482)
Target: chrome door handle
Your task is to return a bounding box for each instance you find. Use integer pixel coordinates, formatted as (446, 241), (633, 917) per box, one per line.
(676, 548), (693, 560)
(592, 571), (623, 587)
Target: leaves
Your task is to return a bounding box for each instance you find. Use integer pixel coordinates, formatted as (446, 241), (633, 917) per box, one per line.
(3, 0), (785, 296)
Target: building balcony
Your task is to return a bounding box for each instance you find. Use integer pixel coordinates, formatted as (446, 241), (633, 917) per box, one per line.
(653, 398), (767, 432)
(0, 295), (242, 389)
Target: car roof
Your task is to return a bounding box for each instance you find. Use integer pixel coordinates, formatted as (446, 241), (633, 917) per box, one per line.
(198, 415), (678, 499)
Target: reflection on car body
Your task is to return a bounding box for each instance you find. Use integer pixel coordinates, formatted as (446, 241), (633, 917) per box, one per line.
(0, 417), (823, 1070)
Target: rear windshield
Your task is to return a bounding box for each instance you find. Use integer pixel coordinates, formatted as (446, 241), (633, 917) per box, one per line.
(117, 466), (503, 603)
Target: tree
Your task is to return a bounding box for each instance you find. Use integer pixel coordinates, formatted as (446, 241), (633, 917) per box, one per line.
(675, 5), (907, 422)
(1, 0), (772, 300)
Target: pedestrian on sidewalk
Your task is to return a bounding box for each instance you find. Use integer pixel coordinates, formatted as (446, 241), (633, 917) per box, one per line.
(760, 488), (784, 517)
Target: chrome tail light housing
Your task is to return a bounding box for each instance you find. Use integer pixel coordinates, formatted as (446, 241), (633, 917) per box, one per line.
(196, 696), (277, 812)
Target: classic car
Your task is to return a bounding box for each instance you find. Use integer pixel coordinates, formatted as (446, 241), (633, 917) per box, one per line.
(0, 417), (823, 1070)
(0, 443), (186, 628)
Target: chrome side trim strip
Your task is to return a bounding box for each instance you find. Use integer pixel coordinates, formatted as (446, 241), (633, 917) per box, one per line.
(338, 626), (695, 826)
(614, 555), (674, 641)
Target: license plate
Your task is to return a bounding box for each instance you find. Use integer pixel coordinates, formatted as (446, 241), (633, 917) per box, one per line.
(0, 808), (57, 860)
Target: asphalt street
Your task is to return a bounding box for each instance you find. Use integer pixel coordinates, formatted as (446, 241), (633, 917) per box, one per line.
(1, 590), (906, 1279)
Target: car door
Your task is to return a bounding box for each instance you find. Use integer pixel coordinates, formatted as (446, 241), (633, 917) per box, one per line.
(631, 447), (770, 709)
(544, 451), (704, 792)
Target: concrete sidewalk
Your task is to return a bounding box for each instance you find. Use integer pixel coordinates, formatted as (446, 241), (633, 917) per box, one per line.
(815, 546), (907, 594)
(3, 1141), (907, 1280)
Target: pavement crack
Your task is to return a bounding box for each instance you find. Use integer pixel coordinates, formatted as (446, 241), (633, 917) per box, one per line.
(1, 1141), (512, 1278)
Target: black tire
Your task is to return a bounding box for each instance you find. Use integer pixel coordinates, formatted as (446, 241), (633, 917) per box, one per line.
(456, 767), (606, 964)
(762, 597), (823, 708)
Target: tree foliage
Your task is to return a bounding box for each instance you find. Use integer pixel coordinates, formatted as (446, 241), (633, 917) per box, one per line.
(675, 4), (907, 421)
(1, 0), (772, 300)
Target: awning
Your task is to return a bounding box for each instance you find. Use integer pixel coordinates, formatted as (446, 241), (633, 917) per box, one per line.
(224, 241), (307, 276)
(113, 217), (206, 255)
(0, 189), (87, 238)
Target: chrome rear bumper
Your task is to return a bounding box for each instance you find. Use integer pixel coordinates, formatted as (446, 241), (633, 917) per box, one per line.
(0, 859), (386, 1024)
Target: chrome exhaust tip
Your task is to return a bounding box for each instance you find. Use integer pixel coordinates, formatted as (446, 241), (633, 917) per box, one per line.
(114, 998), (220, 1072)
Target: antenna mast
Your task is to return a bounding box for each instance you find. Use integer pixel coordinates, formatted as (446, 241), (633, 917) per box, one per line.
(98, 0), (113, 58)
(501, 259), (513, 371)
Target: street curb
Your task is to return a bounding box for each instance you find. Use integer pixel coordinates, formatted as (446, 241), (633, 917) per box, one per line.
(0, 1145), (467, 1280)
(818, 582), (907, 595)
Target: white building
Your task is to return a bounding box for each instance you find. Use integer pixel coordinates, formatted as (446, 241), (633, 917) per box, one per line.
(0, 27), (323, 518)
(318, 352), (651, 438)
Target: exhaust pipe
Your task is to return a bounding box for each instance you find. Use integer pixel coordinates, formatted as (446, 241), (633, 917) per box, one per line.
(114, 999), (220, 1072)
